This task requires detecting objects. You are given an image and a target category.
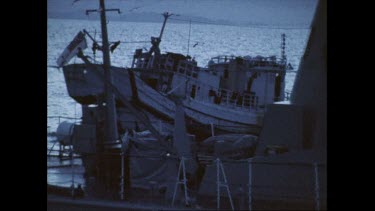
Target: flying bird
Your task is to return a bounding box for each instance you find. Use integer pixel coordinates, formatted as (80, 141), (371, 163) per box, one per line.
(71, 0), (80, 6)
(129, 6), (142, 12)
(193, 42), (199, 47)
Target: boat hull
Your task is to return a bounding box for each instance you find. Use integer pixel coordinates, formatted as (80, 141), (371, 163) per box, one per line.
(63, 64), (263, 134)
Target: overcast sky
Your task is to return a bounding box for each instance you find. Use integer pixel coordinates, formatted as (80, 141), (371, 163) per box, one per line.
(48, 0), (318, 27)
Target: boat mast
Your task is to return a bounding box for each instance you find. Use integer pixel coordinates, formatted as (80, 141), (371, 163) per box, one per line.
(99, 0), (118, 143)
(159, 12), (174, 41)
(148, 12), (173, 64)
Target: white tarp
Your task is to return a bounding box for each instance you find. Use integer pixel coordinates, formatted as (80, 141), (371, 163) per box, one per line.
(56, 31), (87, 67)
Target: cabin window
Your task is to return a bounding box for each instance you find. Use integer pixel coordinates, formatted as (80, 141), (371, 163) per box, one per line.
(224, 69), (229, 79)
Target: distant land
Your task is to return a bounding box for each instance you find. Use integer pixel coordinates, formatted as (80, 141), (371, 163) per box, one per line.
(48, 0), (318, 28)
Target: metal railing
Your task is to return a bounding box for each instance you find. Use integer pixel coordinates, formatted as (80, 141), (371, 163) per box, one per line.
(217, 89), (259, 109)
(158, 69), (262, 110)
(47, 148), (326, 210)
(245, 159), (325, 211)
(209, 55), (237, 64)
(47, 115), (81, 126)
(208, 55), (286, 68)
(130, 63), (282, 111)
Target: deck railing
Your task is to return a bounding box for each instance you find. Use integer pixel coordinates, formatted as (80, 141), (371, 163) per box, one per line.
(133, 67), (293, 111)
(47, 149), (326, 210)
(208, 55), (286, 67)
(47, 115), (81, 125)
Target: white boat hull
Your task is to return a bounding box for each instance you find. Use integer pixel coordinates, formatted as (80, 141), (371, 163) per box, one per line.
(63, 64), (263, 134)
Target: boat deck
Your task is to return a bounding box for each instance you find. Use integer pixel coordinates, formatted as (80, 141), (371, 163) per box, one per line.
(48, 194), (200, 211)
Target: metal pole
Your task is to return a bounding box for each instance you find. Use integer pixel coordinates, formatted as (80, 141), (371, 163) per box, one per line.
(120, 149), (124, 200)
(216, 158), (220, 210)
(264, 73), (268, 105)
(70, 145), (75, 198)
(219, 163), (234, 210)
(59, 144), (62, 160)
(248, 159), (252, 211)
(182, 157), (189, 206)
(211, 123), (215, 137)
(314, 162), (320, 211)
(74, 102), (77, 124)
(172, 158), (182, 206)
(187, 19), (191, 56)
(281, 34), (286, 62)
(159, 12), (172, 41)
(159, 120), (162, 133)
(99, 0), (119, 144)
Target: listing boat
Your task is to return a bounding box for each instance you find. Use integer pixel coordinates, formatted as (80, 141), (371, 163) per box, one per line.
(61, 12), (291, 136)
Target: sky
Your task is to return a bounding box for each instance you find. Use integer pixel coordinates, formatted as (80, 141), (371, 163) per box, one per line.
(48, 0), (318, 27)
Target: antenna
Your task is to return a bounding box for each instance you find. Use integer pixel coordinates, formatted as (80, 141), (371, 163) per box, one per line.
(159, 12), (174, 41)
(148, 12), (174, 57)
(187, 19), (191, 56)
(94, 29), (97, 62)
(85, 0), (121, 144)
(281, 33), (286, 62)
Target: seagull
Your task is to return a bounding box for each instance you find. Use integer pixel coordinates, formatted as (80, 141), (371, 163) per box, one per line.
(129, 6), (142, 12)
(71, 0), (80, 6)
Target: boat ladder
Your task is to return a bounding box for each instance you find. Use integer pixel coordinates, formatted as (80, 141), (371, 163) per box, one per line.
(216, 158), (234, 210)
(172, 156), (190, 206)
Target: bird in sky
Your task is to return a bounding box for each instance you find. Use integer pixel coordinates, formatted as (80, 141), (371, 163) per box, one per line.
(71, 0), (80, 6)
(129, 6), (142, 12)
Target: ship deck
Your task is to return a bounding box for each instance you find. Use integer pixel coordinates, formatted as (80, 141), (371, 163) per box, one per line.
(48, 194), (199, 211)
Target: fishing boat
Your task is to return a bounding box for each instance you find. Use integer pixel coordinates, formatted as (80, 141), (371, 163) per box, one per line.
(60, 12), (292, 137)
